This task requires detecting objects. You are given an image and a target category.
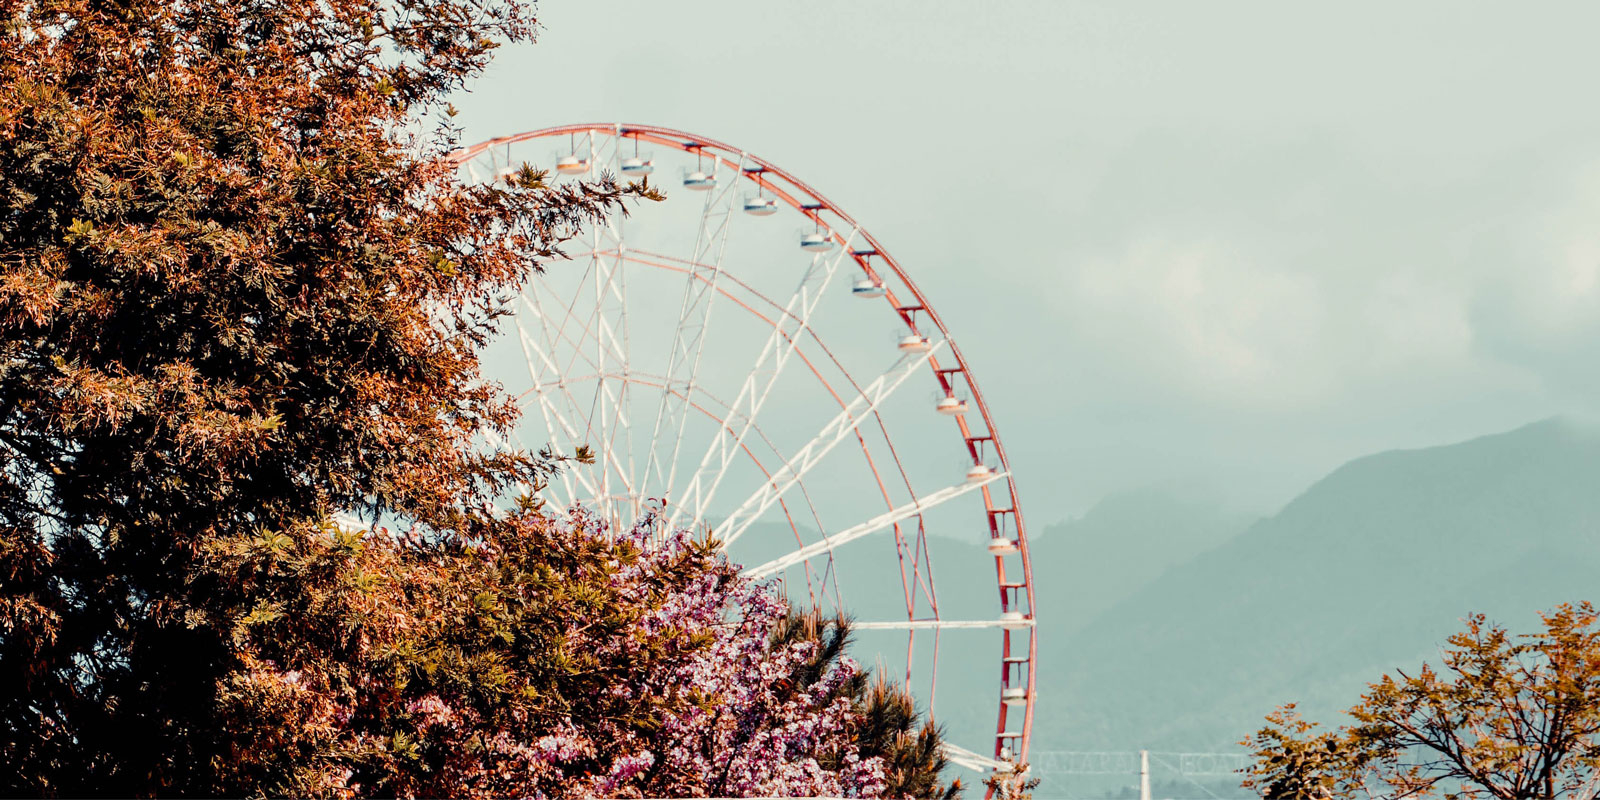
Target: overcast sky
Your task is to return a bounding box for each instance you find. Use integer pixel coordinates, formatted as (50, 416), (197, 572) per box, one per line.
(450, 2), (1600, 519)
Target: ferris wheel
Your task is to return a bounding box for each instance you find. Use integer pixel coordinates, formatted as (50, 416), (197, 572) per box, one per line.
(450, 124), (1036, 776)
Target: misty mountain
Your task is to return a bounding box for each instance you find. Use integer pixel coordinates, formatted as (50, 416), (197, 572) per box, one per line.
(1031, 489), (1253, 634)
(717, 486), (1251, 758)
(1032, 418), (1600, 755)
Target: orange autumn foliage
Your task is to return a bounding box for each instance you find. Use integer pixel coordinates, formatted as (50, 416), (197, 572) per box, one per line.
(0, 0), (653, 792)
(1244, 603), (1600, 799)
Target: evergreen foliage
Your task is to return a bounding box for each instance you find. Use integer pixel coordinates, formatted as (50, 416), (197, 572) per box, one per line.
(0, 0), (955, 795)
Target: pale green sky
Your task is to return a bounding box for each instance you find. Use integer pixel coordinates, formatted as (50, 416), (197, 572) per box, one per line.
(452, 1), (1600, 517)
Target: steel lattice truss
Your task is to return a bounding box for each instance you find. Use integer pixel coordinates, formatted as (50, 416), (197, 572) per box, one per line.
(1030, 751), (1252, 777)
(449, 124), (1037, 776)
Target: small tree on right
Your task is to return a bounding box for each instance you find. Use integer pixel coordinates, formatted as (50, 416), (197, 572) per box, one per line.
(1243, 603), (1600, 799)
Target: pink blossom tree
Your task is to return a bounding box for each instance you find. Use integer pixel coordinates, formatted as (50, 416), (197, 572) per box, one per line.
(199, 504), (950, 798)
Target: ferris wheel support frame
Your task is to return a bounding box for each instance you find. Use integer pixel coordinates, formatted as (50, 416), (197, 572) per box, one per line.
(451, 124), (1038, 774)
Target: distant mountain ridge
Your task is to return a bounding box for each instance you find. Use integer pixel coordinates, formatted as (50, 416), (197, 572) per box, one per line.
(1031, 417), (1600, 756)
(1030, 488), (1253, 634)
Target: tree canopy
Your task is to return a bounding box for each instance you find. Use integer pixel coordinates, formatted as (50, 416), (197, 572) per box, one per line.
(0, 0), (958, 795)
(1243, 603), (1600, 800)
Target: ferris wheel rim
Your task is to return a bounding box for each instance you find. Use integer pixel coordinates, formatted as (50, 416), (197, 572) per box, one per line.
(451, 123), (1037, 770)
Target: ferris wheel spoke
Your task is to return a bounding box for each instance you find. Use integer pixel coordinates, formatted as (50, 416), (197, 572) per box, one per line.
(512, 317), (634, 506)
(518, 277), (630, 424)
(526, 390), (604, 501)
(582, 130), (635, 525)
(516, 246), (602, 381)
(554, 281), (615, 384)
(741, 469), (1007, 580)
(588, 256), (626, 522)
(511, 315), (584, 506)
(513, 289), (621, 506)
(718, 344), (943, 547)
(604, 255), (640, 521)
(594, 376), (636, 505)
(639, 151), (749, 506)
(668, 225), (862, 532)
(939, 743), (1015, 775)
(517, 291), (609, 385)
(513, 304), (599, 427)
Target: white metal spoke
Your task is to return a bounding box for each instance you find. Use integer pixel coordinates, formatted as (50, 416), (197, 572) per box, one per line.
(641, 151), (749, 505)
(592, 281), (633, 515)
(718, 345), (942, 547)
(587, 134), (611, 520)
(512, 315), (636, 506)
(669, 226), (861, 531)
(941, 743), (1009, 773)
(598, 126), (642, 523)
(519, 289), (606, 379)
(512, 315), (581, 506)
(742, 470), (1006, 579)
(520, 391), (602, 503)
(578, 130), (639, 527)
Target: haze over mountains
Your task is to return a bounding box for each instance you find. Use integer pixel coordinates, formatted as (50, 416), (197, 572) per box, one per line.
(1029, 489), (1253, 636)
(1032, 417), (1600, 756)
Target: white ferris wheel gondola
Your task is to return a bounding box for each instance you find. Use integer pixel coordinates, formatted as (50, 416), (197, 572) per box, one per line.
(744, 196), (779, 216)
(851, 277), (887, 298)
(683, 169), (716, 190)
(799, 230), (836, 252)
(897, 331), (933, 353)
(555, 154), (589, 175)
(987, 536), (1020, 555)
(936, 395), (970, 415)
(620, 156), (655, 176)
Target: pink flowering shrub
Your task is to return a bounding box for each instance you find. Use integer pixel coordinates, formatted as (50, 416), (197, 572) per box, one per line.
(202, 507), (922, 797)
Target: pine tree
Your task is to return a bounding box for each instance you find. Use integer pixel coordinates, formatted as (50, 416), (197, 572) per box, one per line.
(772, 607), (965, 799)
